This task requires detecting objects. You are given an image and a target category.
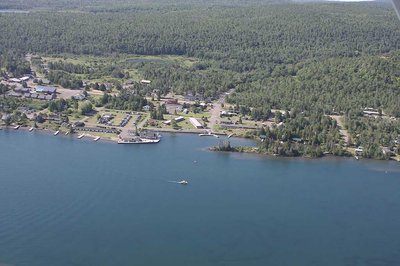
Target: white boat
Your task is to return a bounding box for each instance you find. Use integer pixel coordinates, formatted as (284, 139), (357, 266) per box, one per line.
(94, 136), (100, 142)
(178, 180), (188, 185)
(54, 130), (59, 136)
(13, 125), (20, 130)
(199, 133), (214, 137)
(214, 134), (219, 138)
(65, 131), (69, 135)
(355, 156), (359, 160)
(29, 127), (34, 132)
(77, 134), (85, 139)
(227, 134), (234, 138)
(118, 138), (160, 144)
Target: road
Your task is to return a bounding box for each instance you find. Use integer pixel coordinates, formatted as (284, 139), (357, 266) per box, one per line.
(330, 115), (350, 144)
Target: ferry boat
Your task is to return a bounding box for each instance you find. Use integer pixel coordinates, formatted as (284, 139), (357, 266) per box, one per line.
(94, 136), (100, 142)
(118, 131), (161, 144)
(77, 134), (85, 139)
(29, 127), (34, 132)
(54, 130), (59, 136)
(13, 125), (20, 130)
(118, 137), (160, 144)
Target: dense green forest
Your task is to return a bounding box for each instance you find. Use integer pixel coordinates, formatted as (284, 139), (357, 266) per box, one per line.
(0, 1), (399, 158)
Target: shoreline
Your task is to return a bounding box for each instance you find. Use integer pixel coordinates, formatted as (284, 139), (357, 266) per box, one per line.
(1, 125), (399, 162)
(208, 146), (400, 162)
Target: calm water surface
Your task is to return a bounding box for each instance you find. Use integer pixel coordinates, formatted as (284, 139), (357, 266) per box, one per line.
(0, 130), (399, 266)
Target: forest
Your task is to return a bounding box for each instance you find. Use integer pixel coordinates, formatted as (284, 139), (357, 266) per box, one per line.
(0, 0), (399, 158)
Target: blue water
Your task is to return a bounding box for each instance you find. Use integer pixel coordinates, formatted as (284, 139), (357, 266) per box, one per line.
(0, 130), (399, 266)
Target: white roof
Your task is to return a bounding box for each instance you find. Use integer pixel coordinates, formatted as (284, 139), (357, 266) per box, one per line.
(189, 117), (202, 127)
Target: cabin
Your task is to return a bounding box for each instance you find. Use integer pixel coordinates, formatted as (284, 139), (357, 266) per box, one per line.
(189, 117), (203, 129)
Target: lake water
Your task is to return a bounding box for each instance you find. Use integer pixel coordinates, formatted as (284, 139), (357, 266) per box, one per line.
(0, 130), (399, 266)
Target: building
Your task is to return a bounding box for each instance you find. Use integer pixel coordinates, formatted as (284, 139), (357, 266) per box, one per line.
(164, 116), (185, 125)
(166, 98), (178, 104)
(140, 79), (151, 85)
(189, 117), (203, 129)
(382, 147), (394, 156)
(355, 146), (364, 155)
(220, 111), (238, 117)
(9, 78), (21, 83)
(36, 86), (57, 94)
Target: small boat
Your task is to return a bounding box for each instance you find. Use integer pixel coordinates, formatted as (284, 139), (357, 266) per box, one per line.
(29, 127), (34, 132)
(65, 131), (69, 135)
(54, 130), (59, 136)
(178, 180), (188, 185)
(77, 134), (85, 139)
(214, 134), (219, 138)
(13, 125), (20, 130)
(199, 133), (214, 137)
(93, 136), (100, 142)
(227, 134), (234, 138)
(355, 156), (359, 160)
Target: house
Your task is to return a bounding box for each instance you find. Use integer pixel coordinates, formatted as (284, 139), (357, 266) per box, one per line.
(45, 95), (55, 101)
(1, 113), (11, 121)
(166, 98), (178, 104)
(9, 78), (21, 83)
(355, 146), (364, 155)
(292, 137), (303, 143)
(382, 147), (394, 156)
(142, 105), (151, 112)
(220, 111), (238, 117)
(164, 116), (185, 125)
(38, 94), (47, 100)
(13, 87), (30, 93)
(72, 94), (86, 101)
(7, 91), (22, 98)
(189, 117), (203, 129)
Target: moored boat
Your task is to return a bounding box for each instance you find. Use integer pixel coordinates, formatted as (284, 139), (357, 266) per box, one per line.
(14, 125), (20, 130)
(54, 130), (59, 136)
(77, 134), (85, 139)
(29, 127), (34, 132)
(118, 138), (160, 144)
(94, 136), (100, 142)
